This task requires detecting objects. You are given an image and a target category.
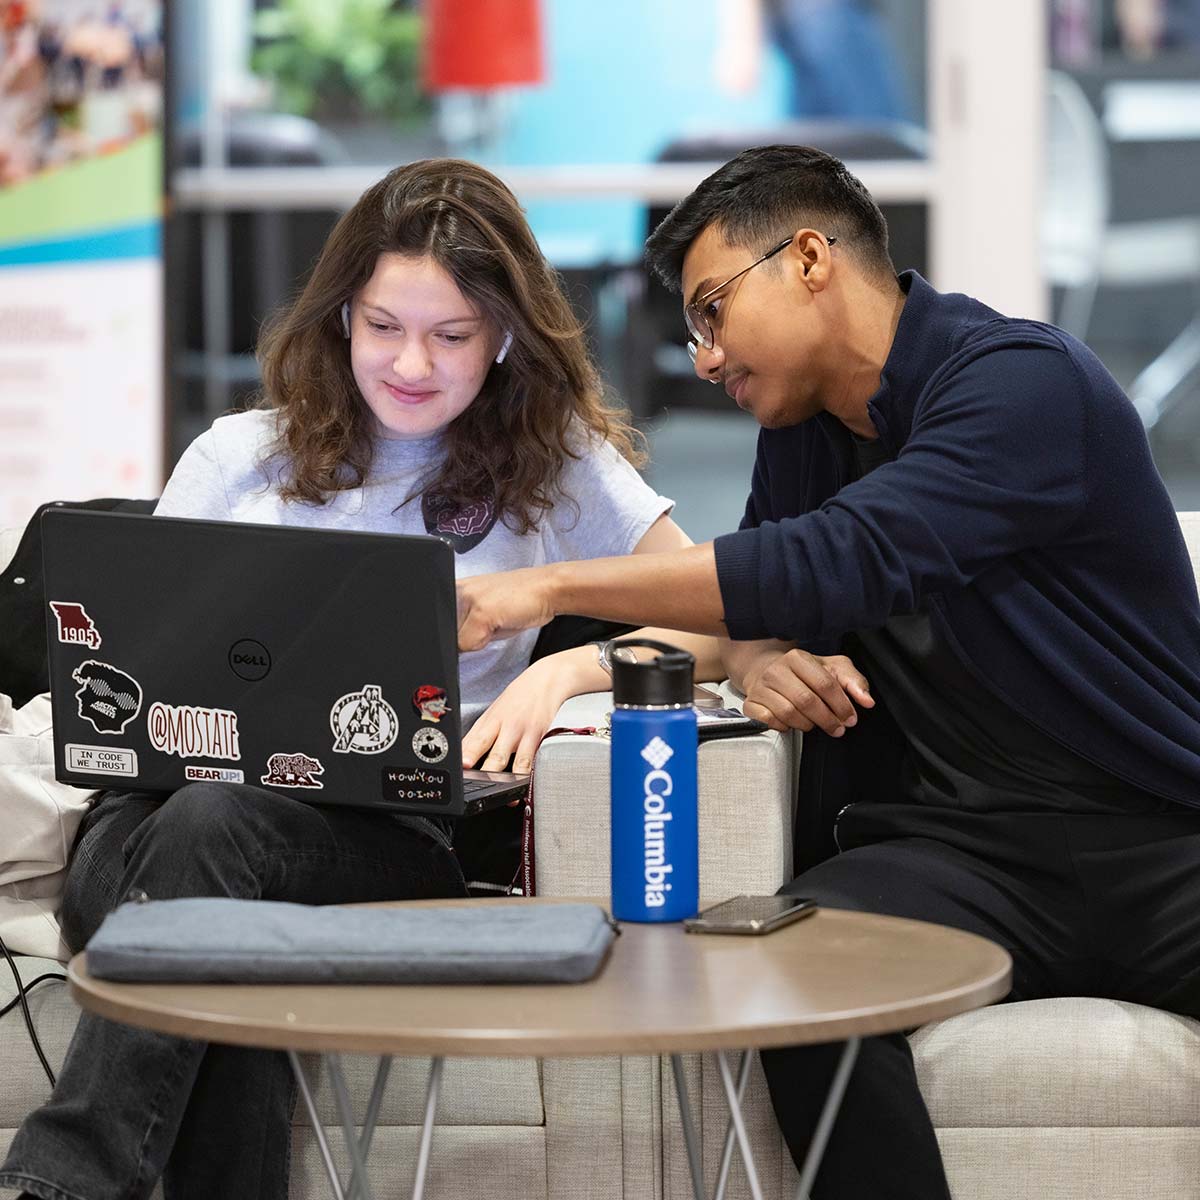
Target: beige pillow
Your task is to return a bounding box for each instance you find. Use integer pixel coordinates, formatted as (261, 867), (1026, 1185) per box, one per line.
(0, 692), (97, 960)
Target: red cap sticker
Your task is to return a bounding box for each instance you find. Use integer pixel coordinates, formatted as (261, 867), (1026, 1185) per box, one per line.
(412, 685), (451, 723)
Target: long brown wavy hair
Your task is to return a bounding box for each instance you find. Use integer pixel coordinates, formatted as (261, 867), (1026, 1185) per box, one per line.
(256, 158), (644, 532)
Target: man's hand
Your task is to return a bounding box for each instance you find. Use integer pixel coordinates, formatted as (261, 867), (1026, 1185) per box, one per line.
(457, 566), (558, 652)
(741, 648), (874, 737)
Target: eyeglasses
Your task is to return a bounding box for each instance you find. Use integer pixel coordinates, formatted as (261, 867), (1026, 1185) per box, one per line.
(685, 235), (837, 362)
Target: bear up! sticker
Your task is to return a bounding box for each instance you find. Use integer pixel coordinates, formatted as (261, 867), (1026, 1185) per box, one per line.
(72, 661), (142, 735)
(330, 685), (399, 755)
(183, 765), (245, 784)
(261, 752), (325, 789)
(50, 602), (102, 650)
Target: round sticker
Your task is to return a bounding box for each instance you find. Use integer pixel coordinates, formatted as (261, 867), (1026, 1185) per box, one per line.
(330, 684), (399, 755)
(412, 727), (449, 764)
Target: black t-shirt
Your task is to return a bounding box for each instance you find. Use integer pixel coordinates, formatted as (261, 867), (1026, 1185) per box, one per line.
(847, 434), (1172, 815)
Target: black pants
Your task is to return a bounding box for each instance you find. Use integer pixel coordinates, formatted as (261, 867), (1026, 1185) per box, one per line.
(0, 784), (466, 1200)
(761, 802), (1200, 1199)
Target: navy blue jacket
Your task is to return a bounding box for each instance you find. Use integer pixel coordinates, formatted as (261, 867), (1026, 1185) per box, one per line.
(713, 271), (1200, 818)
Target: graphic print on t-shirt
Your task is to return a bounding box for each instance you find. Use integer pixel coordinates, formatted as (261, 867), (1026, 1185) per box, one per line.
(421, 492), (497, 554)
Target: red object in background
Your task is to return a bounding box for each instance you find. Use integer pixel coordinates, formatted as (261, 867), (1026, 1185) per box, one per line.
(423, 0), (544, 90)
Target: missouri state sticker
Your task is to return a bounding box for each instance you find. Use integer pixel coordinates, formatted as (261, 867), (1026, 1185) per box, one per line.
(147, 702), (241, 761)
(49, 601), (102, 650)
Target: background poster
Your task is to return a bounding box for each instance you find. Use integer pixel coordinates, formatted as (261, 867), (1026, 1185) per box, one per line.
(0, 0), (164, 532)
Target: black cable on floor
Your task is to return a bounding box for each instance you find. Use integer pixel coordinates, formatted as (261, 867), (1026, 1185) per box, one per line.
(0, 973), (65, 1019)
(0, 932), (63, 1088)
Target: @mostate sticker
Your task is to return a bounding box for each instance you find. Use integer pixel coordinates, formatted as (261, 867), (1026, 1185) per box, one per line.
(261, 752), (325, 789)
(412, 685), (450, 723)
(72, 660), (142, 735)
(184, 765), (245, 784)
(66, 743), (137, 776)
(49, 601), (102, 650)
(412, 727), (449, 764)
(147, 702), (241, 761)
(330, 684), (399, 755)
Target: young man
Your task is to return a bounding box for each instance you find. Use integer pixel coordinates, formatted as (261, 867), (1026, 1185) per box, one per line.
(457, 145), (1200, 1198)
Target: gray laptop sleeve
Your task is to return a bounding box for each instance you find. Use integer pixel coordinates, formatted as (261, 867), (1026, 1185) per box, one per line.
(85, 898), (618, 984)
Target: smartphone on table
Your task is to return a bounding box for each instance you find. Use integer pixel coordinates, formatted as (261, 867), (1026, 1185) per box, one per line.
(682, 895), (818, 935)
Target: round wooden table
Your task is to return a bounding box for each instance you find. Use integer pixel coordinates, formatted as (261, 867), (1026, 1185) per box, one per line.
(70, 898), (1011, 1200)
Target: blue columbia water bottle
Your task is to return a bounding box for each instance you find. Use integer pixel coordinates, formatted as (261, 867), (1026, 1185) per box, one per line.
(609, 639), (699, 923)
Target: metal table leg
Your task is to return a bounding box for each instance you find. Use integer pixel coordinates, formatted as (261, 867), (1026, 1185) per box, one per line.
(672, 1050), (764, 1200)
(713, 1050), (755, 1200)
(289, 1050), (348, 1200)
(289, 1052), (417, 1200)
(328, 1055), (377, 1200)
(715, 1050), (763, 1200)
(411, 1056), (444, 1200)
(671, 1054), (707, 1200)
(670, 1039), (861, 1200)
(793, 1037), (861, 1200)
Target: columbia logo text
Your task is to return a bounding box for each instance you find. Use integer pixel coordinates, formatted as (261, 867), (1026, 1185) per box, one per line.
(642, 737), (675, 908)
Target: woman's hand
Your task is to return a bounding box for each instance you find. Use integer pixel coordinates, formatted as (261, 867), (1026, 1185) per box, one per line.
(740, 648), (874, 737)
(461, 650), (592, 774)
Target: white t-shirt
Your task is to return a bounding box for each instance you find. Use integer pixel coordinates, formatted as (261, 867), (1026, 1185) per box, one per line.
(155, 409), (673, 729)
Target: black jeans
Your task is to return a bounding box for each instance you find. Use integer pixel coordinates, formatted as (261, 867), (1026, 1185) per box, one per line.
(0, 783), (466, 1200)
(761, 802), (1200, 1199)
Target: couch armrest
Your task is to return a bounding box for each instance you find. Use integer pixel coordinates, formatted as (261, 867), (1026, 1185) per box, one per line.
(532, 683), (800, 899)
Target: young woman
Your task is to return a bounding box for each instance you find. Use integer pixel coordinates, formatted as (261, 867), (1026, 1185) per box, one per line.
(0, 159), (719, 1200)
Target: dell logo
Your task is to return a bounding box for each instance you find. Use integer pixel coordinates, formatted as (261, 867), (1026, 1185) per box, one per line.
(228, 638), (271, 682)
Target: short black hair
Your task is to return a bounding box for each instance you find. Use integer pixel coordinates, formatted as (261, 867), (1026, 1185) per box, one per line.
(644, 145), (895, 293)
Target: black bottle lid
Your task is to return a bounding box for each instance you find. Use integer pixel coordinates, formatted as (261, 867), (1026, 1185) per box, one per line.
(611, 638), (695, 707)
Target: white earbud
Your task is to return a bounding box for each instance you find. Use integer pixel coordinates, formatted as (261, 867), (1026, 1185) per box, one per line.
(495, 331), (513, 364)
(340, 302), (351, 338)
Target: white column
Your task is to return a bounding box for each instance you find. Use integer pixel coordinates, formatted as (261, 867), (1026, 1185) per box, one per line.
(928, 0), (1048, 319)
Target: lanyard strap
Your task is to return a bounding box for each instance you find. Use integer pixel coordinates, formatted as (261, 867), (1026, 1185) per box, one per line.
(509, 726), (598, 897)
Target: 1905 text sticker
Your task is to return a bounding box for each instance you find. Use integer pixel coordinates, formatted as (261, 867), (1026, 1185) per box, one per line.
(50, 601), (102, 650)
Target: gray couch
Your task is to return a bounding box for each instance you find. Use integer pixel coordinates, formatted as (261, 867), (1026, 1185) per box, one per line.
(4, 520), (1200, 1199)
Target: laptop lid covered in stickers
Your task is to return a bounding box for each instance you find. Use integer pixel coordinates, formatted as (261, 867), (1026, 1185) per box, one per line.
(41, 508), (498, 818)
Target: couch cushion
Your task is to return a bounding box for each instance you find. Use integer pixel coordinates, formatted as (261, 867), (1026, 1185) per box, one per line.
(912, 997), (1200, 1127)
(935, 1128), (1200, 1200)
(1, 957), (543, 1129)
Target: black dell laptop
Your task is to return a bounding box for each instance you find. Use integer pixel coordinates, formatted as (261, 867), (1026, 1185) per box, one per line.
(41, 509), (528, 817)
